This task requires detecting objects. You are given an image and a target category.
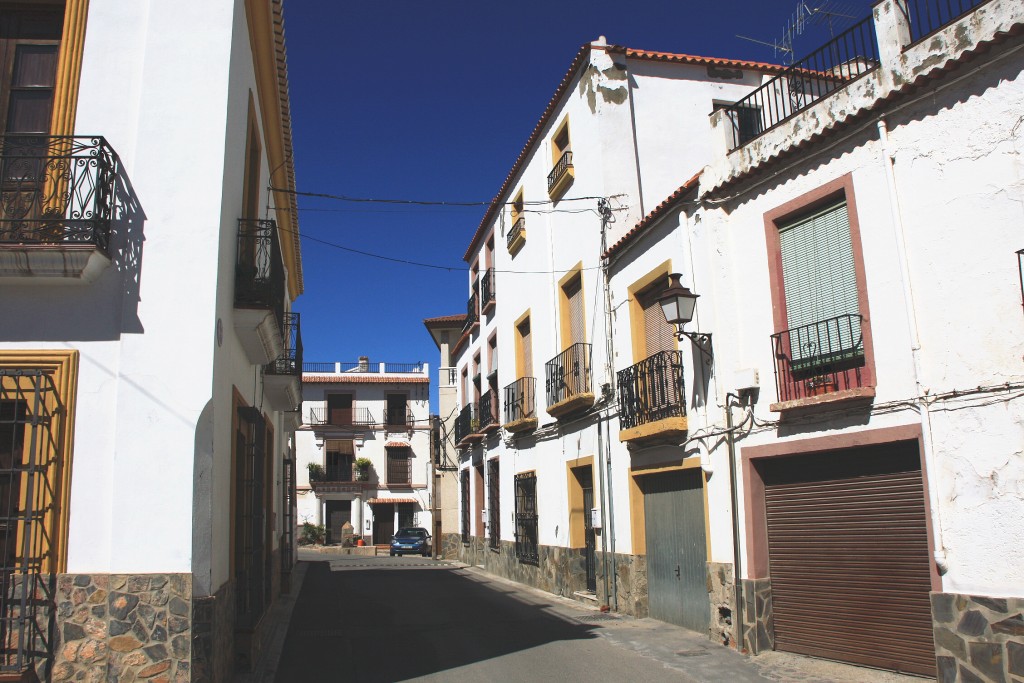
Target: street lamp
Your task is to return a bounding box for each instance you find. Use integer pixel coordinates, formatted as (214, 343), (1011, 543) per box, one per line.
(658, 273), (712, 356)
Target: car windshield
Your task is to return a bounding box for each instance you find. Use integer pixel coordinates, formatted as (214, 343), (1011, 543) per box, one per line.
(396, 528), (426, 538)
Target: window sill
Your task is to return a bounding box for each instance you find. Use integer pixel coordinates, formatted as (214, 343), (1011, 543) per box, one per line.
(770, 385), (875, 413)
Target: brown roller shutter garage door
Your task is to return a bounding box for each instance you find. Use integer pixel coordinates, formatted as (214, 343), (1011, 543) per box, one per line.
(762, 441), (935, 677)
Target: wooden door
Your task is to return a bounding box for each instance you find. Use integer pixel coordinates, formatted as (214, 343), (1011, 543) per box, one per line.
(372, 503), (394, 544)
(327, 394), (353, 426)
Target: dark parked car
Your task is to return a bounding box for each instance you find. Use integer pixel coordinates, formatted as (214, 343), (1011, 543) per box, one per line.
(390, 527), (432, 557)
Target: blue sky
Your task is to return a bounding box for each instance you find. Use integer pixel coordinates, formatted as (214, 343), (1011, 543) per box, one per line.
(283, 0), (874, 408)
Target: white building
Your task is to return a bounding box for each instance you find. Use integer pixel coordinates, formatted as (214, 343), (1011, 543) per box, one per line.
(447, 38), (778, 611)
(0, 0), (302, 680)
(296, 359), (432, 546)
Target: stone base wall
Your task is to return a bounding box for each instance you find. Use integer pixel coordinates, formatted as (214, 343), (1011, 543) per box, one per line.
(707, 562), (735, 648)
(53, 573), (192, 682)
(741, 577), (774, 655)
(191, 579), (234, 683)
(453, 536), (647, 618)
(932, 592), (1024, 683)
(440, 532), (462, 560)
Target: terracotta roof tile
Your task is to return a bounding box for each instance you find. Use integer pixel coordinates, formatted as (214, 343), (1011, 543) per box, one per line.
(423, 314), (466, 326)
(603, 172), (702, 261)
(461, 44), (785, 262)
(385, 441), (411, 448)
(302, 374), (429, 384)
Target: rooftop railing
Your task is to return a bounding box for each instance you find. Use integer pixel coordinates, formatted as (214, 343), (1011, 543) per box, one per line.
(301, 361), (425, 374)
(723, 16), (879, 150)
(906, 0), (994, 44)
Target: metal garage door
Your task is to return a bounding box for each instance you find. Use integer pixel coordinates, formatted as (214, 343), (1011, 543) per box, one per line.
(643, 469), (708, 633)
(763, 441), (935, 677)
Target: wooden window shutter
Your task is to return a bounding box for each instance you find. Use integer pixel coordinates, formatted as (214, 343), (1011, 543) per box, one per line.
(565, 275), (585, 346)
(640, 282), (676, 357)
(779, 201), (860, 357)
(519, 319), (532, 378)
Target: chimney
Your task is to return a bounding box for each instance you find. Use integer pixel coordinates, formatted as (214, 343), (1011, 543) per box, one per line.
(358, 356), (369, 372)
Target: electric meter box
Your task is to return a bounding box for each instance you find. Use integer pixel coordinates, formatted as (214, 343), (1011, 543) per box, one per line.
(591, 508), (602, 529)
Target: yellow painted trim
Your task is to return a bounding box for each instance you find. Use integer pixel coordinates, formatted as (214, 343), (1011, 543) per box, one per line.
(49, 0), (89, 139)
(507, 228), (526, 257)
(546, 392), (594, 419)
(502, 416), (537, 434)
(566, 456), (594, 549)
(514, 309), (531, 379)
(618, 416), (688, 443)
(244, 0), (303, 299)
(0, 350), (79, 573)
(558, 263), (584, 351)
(628, 458), (705, 557)
(627, 260), (675, 364)
(548, 165), (574, 200)
(551, 117), (570, 165)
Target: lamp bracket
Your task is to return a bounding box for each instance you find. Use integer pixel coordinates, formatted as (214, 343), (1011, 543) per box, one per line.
(675, 328), (714, 363)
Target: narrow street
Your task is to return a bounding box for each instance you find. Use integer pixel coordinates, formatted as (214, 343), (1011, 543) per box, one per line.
(269, 556), (926, 683)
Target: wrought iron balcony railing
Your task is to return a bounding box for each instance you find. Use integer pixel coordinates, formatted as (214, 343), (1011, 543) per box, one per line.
(385, 407), (415, 429)
(617, 350), (686, 431)
(0, 134), (118, 252)
(547, 150), (573, 193)
(507, 216), (525, 251)
(478, 389), (498, 431)
(504, 377), (536, 425)
(454, 402), (476, 444)
(465, 291), (479, 330)
(771, 313), (867, 403)
(235, 218), (285, 333)
(481, 268), (496, 310)
(906, 0), (992, 44)
(723, 16), (879, 150)
(308, 405), (376, 427)
(266, 312), (303, 376)
(545, 343), (592, 407)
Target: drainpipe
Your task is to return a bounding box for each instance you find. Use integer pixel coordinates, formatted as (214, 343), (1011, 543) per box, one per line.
(876, 119), (948, 574)
(596, 417), (610, 607)
(725, 395), (744, 652)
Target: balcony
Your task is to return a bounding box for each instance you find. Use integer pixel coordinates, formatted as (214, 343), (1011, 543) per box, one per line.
(481, 267), (496, 315)
(464, 291), (479, 332)
(722, 16), (879, 150)
(385, 406), (415, 433)
(234, 218), (286, 365)
(503, 377), (537, 433)
(770, 313), (873, 411)
(439, 366), (458, 388)
(507, 215), (526, 256)
(455, 402), (483, 447)
(308, 404), (376, 428)
(308, 462), (371, 495)
(0, 135), (118, 281)
(545, 342), (593, 418)
(617, 350), (687, 444)
(547, 150), (574, 199)
(264, 312), (303, 412)
(478, 389), (500, 434)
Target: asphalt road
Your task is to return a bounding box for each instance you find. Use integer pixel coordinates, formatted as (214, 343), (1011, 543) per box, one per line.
(273, 557), (693, 683)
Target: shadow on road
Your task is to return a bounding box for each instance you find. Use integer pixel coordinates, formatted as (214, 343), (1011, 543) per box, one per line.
(275, 561), (600, 682)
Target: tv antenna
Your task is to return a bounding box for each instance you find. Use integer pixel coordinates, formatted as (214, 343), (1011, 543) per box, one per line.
(736, 0), (861, 64)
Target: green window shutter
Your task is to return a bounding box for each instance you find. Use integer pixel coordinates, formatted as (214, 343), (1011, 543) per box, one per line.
(778, 201), (861, 364)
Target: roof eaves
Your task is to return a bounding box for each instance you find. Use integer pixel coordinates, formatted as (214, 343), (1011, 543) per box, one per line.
(603, 172), (701, 261)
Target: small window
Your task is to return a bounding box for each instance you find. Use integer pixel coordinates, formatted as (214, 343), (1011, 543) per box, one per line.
(461, 469), (471, 544)
(548, 119), (574, 197)
(514, 472), (538, 564)
(714, 101), (763, 148)
(508, 189), (526, 256)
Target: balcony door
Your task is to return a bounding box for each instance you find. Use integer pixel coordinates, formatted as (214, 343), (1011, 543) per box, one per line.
(0, 8), (62, 241)
(327, 393), (353, 427)
(386, 393), (407, 427)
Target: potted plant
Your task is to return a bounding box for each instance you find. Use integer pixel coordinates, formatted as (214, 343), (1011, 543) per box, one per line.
(354, 457), (372, 481)
(307, 462), (325, 482)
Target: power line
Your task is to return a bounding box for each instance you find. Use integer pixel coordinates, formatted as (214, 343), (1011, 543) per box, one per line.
(271, 187), (612, 207)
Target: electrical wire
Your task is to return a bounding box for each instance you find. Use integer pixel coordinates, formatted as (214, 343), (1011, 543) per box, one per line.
(270, 187), (612, 207)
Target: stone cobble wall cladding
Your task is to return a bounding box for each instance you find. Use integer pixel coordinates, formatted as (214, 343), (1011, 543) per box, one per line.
(191, 579), (233, 683)
(741, 577), (774, 655)
(53, 573), (191, 682)
(932, 592), (1024, 683)
(707, 562), (735, 647)
(595, 552), (647, 618)
(440, 533), (462, 560)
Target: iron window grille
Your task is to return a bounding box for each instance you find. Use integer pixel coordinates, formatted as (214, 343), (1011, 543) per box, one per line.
(514, 472), (539, 564)
(487, 460), (500, 550)
(0, 370), (60, 676)
(386, 449), (412, 486)
(545, 343), (592, 407)
(771, 314), (866, 402)
(0, 135), (118, 253)
(235, 407), (268, 630)
(461, 470), (470, 544)
(722, 16), (879, 149)
(503, 377), (536, 424)
(235, 219), (285, 336)
(281, 456), (295, 588)
(617, 350), (687, 430)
